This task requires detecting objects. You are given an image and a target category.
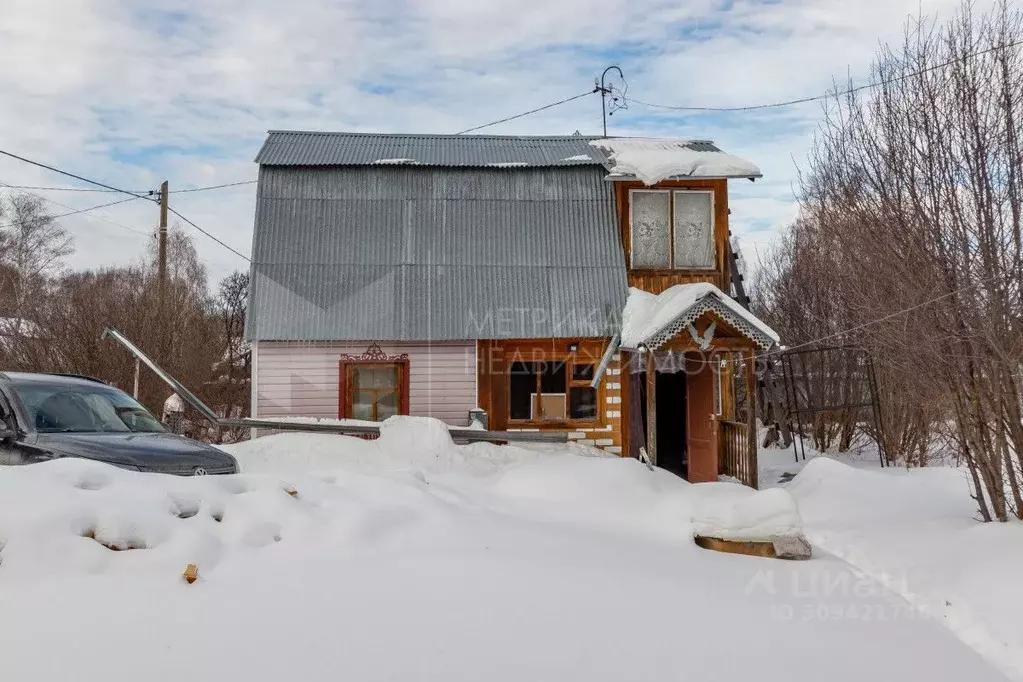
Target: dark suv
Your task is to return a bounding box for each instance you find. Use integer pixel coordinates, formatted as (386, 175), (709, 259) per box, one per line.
(0, 372), (238, 475)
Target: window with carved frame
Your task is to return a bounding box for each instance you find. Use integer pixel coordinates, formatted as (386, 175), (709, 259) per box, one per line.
(338, 344), (410, 421)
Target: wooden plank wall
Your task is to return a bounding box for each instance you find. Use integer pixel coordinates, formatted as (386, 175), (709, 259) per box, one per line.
(612, 178), (731, 294)
(477, 339), (625, 454)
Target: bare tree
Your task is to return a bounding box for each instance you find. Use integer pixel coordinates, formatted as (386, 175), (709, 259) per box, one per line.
(207, 271), (250, 442)
(0, 193), (73, 316)
(755, 0), (1023, 520)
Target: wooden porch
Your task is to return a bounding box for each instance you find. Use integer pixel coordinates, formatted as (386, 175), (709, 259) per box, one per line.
(621, 287), (777, 489)
(634, 345), (759, 488)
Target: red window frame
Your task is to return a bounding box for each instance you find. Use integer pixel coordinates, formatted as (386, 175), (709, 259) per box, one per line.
(338, 346), (410, 420)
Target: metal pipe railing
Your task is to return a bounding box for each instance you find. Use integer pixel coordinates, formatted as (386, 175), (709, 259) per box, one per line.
(103, 327), (567, 444)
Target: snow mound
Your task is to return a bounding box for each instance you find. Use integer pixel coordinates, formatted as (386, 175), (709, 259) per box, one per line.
(377, 415), (454, 460)
(691, 484), (803, 541)
(788, 456), (975, 525)
(590, 137), (761, 185)
(225, 416), (615, 478)
(789, 455), (1023, 680)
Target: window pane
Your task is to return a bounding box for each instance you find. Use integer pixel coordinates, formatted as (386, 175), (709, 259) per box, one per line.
(354, 366), (398, 389)
(509, 362), (537, 420)
(569, 387), (598, 419)
(351, 390), (375, 421)
(539, 361), (566, 393)
(538, 394), (566, 419)
(673, 191), (714, 268)
(538, 362), (566, 419)
(572, 364), (595, 381)
(631, 191), (670, 269)
(378, 391), (399, 420)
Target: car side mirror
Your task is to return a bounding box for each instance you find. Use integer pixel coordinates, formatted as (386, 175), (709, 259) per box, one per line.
(0, 403), (18, 443)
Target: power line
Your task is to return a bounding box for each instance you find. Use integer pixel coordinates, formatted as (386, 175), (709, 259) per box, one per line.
(629, 38), (1023, 113)
(0, 149), (155, 201)
(0, 181), (148, 235)
(755, 269), (1014, 360)
(167, 205), (249, 261)
(172, 180), (256, 193)
(0, 180), (257, 195)
(455, 90), (597, 135)
(0, 184), (134, 194)
(0, 195), (141, 231)
(0, 148), (250, 260)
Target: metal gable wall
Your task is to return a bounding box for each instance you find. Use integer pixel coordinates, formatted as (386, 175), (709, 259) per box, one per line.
(246, 165), (628, 341)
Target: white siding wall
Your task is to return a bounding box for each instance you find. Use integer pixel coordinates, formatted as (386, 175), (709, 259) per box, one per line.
(255, 341), (476, 426)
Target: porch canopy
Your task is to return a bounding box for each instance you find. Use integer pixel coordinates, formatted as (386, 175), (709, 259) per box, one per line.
(620, 282), (779, 353)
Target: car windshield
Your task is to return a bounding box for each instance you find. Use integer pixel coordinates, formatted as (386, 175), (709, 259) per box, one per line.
(11, 381), (166, 434)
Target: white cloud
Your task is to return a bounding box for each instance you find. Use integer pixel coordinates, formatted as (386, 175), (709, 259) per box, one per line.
(0, 0), (995, 283)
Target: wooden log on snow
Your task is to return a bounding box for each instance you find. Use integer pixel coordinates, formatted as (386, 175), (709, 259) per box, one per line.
(694, 534), (811, 560)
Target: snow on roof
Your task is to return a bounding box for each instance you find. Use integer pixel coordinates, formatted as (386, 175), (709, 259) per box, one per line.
(620, 283), (779, 350)
(589, 137), (762, 185)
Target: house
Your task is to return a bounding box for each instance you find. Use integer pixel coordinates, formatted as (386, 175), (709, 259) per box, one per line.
(245, 131), (778, 486)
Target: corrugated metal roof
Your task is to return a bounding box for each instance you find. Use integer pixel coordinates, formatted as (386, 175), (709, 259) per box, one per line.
(255, 131), (610, 167)
(246, 165), (627, 341)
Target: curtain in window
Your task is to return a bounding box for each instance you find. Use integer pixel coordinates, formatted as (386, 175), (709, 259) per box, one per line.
(631, 191), (670, 269)
(673, 191), (714, 268)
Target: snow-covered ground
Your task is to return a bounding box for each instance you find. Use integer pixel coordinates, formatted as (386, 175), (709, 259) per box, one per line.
(761, 438), (1023, 681)
(0, 418), (1010, 681)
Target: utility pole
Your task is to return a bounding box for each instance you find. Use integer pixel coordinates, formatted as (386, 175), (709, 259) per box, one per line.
(155, 180), (170, 377)
(158, 180), (169, 300)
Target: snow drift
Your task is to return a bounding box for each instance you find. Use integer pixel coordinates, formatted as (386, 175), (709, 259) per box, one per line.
(790, 456), (1023, 681)
(225, 415), (613, 476)
(690, 485), (803, 542)
(0, 418), (1006, 682)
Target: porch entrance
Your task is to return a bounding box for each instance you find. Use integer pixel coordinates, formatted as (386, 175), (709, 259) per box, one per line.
(653, 370), (687, 478)
(619, 287), (780, 488)
(631, 353), (717, 482)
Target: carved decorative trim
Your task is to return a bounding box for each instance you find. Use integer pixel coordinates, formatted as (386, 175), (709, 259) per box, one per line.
(645, 296), (775, 351)
(338, 343), (409, 363)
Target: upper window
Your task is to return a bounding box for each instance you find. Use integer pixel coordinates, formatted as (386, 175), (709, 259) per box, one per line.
(629, 189), (715, 270)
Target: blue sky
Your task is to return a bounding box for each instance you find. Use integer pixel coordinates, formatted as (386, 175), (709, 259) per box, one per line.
(0, 0), (988, 283)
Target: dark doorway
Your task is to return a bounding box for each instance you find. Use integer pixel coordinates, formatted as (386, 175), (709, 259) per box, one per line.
(655, 370), (687, 478)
